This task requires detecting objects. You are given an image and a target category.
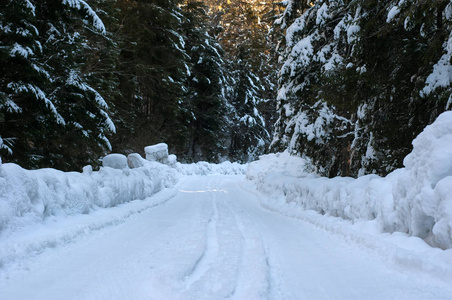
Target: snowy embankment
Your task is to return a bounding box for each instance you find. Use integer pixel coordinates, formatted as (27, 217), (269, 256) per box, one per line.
(0, 143), (246, 272)
(247, 111), (452, 250)
(0, 143), (244, 238)
(175, 161), (247, 176)
(0, 155), (174, 238)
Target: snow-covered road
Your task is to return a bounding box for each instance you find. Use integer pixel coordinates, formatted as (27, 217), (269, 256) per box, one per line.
(1, 175), (451, 300)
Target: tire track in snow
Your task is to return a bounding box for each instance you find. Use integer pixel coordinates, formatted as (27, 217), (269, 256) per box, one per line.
(183, 179), (220, 289)
(3, 176), (452, 299)
(226, 200), (287, 300)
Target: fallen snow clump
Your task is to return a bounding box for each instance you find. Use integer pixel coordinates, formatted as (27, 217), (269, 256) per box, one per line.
(102, 153), (128, 169)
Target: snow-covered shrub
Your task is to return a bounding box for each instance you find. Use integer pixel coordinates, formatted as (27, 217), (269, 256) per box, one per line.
(165, 154), (177, 167)
(248, 111), (452, 249)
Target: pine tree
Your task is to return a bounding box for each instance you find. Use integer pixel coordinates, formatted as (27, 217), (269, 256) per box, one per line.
(179, 0), (230, 162)
(110, 0), (188, 156)
(272, 0), (452, 177)
(0, 0), (115, 170)
(203, 0), (280, 162)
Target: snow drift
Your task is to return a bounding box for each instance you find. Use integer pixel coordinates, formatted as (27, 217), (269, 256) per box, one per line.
(0, 151), (177, 237)
(0, 143), (247, 238)
(247, 111), (452, 249)
(175, 161), (247, 176)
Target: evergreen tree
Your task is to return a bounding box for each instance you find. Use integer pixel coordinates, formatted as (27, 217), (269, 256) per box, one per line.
(110, 0), (188, 156)
(272, 0), (452, 177)
(272, 0), (355, 176)
(179, 0), (230, 161)
(204, 0), (281, 162)
(0, 0), (45, 158)
(228, 51), (270, 162)
(0, 0), (115, 170)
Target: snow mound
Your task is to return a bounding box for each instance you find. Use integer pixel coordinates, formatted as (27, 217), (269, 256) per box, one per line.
(127, 153), (148, 169)
(0, 157), (177, 237)
(247, 151), (316, 181)
(403, 111), (452, 186)
(165, 154), (177, 167)
(247, 111), (452, 249)
(102, 153), (128, 169)
(176, 161), (247, 176)
(396, 111), (452, 248)
(145, 143), (169, 163)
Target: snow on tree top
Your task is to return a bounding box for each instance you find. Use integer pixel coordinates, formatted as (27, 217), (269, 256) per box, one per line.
(62, 0), (106, 34)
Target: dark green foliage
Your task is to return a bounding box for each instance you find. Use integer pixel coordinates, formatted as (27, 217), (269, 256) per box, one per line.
(227, 53), (270, 162)
(0, 0), (114, 170)
(109, 0), (187, 156)
(108, 0), (277, 163)
(273, 0), (452, 177)
(203, 0), (281, 162)
(0, 0), (288, 169)
(179, 0), (229, 161)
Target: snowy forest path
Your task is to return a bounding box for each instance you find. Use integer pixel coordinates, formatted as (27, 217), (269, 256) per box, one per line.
(1, 175), (451, 299)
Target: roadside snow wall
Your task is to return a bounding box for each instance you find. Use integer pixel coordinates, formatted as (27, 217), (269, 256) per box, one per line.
(0, 154), (177, 237)
(175, 161), (247, 176)
(0, 142), (248, 237)
(247, 111), (452, 249)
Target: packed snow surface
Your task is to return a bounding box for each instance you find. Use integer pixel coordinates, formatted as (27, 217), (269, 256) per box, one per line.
(1, 176), (451, 299)
(0, 147), (244, 239)
(175, 161), (247, 176)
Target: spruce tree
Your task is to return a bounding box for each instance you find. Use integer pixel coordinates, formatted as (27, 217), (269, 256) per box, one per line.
(272, 0), (452, 177)
(0, 0), (115, 170)
(227, 50), (270, 162)
(203, 0), (280, 162)
(0, 0), (48, 159)
(179, 0), (230, 162)
(110, 0), (188, 156)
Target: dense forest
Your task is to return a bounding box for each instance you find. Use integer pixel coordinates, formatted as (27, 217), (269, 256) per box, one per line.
(0, 0), (280, 170)
(272, 0), (452, 177)
(1, 0), (452, 177)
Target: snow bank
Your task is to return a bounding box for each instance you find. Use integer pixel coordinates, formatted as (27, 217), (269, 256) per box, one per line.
(175, 161), (247, 176)
(0, 142), (249, 238)
(0, 154), (177, 237)
(247, 111), (452, 249)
